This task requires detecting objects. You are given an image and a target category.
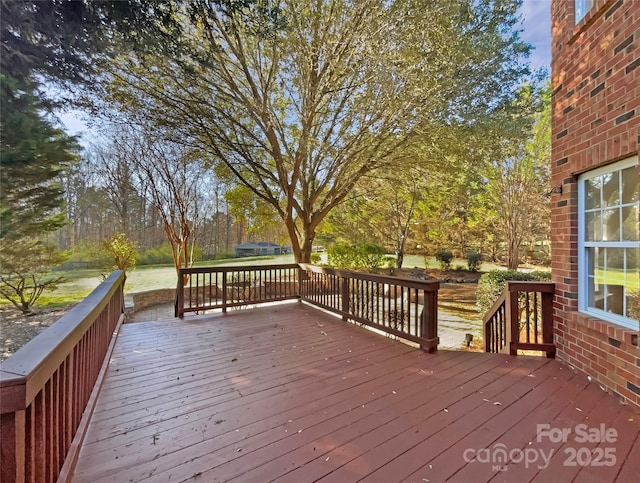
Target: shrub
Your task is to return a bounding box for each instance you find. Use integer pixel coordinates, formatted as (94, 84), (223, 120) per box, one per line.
(58, 241), (110, 270)
(355, 243), (386, 272)
(214, 250), (235, 260)
(327, 243), (355, 269)
(466, 251), (482, 272)
(310, 253), (321, 264)
(138, 244), (174, 265)
(435, 249), (453, 271)
(0, 239), (67, 314)
(476, 269), (551, 314)
(103, 233), (137, 275)
(384, 256), (397, 275)
(327, 243), (387, 272)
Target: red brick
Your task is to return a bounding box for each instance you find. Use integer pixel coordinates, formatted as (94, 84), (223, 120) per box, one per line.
(552, 0), (639, 409)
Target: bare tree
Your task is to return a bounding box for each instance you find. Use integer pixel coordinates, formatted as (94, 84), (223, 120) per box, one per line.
(88, 127), (212, 276)
(88, 139), (140, 236)
(126, 133), (210, 276)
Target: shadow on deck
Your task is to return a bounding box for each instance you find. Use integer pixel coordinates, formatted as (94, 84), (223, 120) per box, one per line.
(72, 302), (640, 482)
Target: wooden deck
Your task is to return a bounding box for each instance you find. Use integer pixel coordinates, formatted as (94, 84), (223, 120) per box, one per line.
(72, 302), (640, 483)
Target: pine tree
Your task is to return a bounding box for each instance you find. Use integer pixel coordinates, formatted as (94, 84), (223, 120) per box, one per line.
(0, 74), (79, 240)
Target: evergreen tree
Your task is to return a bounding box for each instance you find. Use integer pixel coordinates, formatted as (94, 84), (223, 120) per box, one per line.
(0, 74), (79, 240)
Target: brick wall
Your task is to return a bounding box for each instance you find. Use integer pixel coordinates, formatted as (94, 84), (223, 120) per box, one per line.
(551, 0), (640, 407)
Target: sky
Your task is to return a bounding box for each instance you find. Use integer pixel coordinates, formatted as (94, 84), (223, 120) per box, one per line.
(518, 0), (552, 74)
(57, 0), (553, 140)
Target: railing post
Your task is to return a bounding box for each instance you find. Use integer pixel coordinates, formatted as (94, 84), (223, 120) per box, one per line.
(421, 290), (438, 353)
(542, 291), (555, 358)
(297, 265), (303, 300)
(484, 322), (492, 352)
(341, 276), (350, 321)
(507, 284), (519, 356)
(175, 269), (184, 318)
(1, 409), (26, 483)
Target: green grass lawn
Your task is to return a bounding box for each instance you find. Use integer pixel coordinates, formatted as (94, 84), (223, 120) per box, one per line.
(0, 255), (295, 311)
(401, 254), (509, 272)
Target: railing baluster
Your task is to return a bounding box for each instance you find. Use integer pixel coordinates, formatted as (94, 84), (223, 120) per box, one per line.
(532, 292), (536, 342)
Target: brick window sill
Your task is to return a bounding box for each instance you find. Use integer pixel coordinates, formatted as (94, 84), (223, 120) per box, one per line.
(570, 311), (640, 347)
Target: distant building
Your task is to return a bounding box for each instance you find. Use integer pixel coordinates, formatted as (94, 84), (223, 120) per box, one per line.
(551, 0), (639, 407)
(234, 242), (285, 257)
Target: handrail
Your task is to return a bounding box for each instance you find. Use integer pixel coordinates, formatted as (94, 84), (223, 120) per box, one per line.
(176, 264), (300, 316)
(483, 281), (555, 357)
(482, 289), (510, 353)
(174, 263), (440, 353)
(0, 270), (125, 483)
(299, 264), (440, 352)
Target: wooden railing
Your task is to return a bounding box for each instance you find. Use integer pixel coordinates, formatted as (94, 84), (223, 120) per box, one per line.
(175, 264), (440, 352)
(299, 264), (440, 352)
(175, 264), (300, 317)
(483, 281), (555, 357)
(0, 270), (125, 483)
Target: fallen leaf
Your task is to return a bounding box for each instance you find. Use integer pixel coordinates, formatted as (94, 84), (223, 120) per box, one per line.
(576, 407), (582, 412)
(326, 457), (330, 462)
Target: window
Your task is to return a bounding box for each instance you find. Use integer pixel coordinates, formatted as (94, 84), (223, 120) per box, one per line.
(575, 0), (595, 23)
(579, 156), (639, 329)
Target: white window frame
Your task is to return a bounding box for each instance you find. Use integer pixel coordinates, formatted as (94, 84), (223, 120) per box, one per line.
(578, 156), (639, 329)
(575, 0), (595, 23)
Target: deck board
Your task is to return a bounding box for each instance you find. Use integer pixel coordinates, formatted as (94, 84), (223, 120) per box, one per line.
(72, 302), (640, 482)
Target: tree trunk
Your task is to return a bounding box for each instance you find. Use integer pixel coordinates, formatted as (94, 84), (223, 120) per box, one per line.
(507, 240), (520, 270)
(285, 216), (315, 263)
(292, 233), (314, 263)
